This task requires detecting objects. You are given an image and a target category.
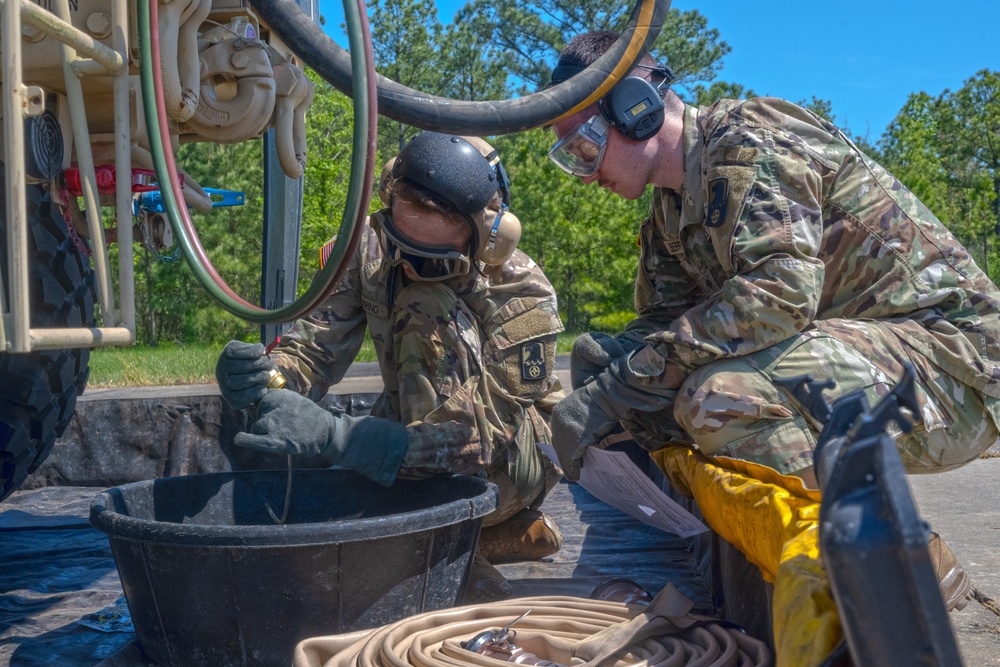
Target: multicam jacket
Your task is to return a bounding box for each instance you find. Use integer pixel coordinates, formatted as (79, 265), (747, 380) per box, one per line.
(272, 221), (565, 476)
(622, 98), (1000, 422)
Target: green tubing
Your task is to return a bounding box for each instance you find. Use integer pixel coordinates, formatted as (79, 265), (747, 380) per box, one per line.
(136, 0), (374, 324)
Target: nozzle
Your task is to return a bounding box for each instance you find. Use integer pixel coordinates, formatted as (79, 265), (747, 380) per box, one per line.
(267, 368), (287, 390)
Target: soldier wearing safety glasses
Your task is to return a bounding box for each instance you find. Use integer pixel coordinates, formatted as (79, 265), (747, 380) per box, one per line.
(541, 29), (1000, 619)
(547, 30), (1000, 502)
(216, 133), (566, 601)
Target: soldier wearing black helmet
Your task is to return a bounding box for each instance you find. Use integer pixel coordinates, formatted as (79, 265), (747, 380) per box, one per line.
(216, 132), (566, 601)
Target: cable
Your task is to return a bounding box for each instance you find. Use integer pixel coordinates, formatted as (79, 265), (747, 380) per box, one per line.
(248, 0), (671, 135)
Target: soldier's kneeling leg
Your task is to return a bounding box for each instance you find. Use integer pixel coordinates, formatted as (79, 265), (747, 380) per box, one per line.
(673, 319), (998, 477)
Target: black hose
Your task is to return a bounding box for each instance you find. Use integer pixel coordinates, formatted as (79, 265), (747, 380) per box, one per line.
(248, 0), (671, 135)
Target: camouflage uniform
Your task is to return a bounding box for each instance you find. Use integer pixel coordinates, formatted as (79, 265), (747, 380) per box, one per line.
(608, 98), (1000, 476)
(272, 221), (565, 524)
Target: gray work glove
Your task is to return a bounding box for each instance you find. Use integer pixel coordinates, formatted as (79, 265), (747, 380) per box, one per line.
(234, 390), (409, 486)
(216, 340), (275, 409)
(550, 381), (620, 482)
(552, 362), (677, 481)
(570, 332), (643, 390)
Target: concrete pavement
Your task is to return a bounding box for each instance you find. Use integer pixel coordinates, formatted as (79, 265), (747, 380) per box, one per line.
(910, 459), (1000, 663)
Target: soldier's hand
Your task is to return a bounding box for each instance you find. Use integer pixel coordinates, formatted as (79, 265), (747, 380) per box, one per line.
(234, 390), (409, 487)
(570, 332), (642, 390)
(215, 340), (275, 409)
(550, 382), (619, 481)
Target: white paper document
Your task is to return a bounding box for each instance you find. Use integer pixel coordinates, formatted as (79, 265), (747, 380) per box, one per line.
(538, 443), (708, 538)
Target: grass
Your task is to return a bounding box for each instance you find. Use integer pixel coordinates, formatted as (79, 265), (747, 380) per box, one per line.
(88, 344), (222, 387)
(88, 332), (580, 387)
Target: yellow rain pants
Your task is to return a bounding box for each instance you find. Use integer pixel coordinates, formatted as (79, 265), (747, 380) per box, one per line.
(651, 446), (841, 667)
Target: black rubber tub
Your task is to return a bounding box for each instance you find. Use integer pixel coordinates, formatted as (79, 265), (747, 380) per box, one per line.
(90, 469), (498, 667)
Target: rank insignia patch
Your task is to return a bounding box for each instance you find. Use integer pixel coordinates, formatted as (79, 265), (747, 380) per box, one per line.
(706, 177), (729, 228)
(521, 342), (546, 380)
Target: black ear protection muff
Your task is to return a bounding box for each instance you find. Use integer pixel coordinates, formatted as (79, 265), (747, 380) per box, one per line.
(601, 77), (665, 141)
(548, 62), (675, 143)
(599, 65), (675, 142)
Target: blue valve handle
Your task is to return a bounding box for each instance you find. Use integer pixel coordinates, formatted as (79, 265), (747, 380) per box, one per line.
(133, 187), (245, 215)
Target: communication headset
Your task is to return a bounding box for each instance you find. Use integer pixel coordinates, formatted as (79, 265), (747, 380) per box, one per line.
(550, 62), (675, 142)
(463, 135), (522, 266)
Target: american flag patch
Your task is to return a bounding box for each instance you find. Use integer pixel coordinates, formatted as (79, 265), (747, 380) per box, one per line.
(319, 236), (337, 269)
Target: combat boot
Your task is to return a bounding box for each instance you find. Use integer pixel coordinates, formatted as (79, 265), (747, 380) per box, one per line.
(929, 532), (973, 612)
(477, 509), (563, 564)
(460, 553), (513, 603)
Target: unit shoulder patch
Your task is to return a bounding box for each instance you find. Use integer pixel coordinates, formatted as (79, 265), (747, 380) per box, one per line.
(706, 177), (729, 228)
(520, 341), (547, 381)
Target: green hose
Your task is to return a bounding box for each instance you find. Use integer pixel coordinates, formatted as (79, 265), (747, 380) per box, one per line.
(136, 0), (375, 324)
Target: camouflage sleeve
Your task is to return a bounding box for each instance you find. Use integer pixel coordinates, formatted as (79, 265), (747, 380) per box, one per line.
(625, 100), (844, 393)
(400, 385), (491, 477)
(270, 237), (369, 402)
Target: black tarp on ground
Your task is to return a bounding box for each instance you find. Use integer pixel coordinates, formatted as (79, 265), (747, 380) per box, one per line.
(1, 479), (712, 667)
(1, 389), (764, 667)
(1, 487), (134, 666)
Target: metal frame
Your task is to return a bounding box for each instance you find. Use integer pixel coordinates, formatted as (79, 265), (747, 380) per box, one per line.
(1, 0), (134, 353)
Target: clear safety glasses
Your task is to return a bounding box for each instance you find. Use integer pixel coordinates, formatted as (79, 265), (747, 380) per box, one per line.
(372, 210), (471, 282)
(548, 114), (610, 177)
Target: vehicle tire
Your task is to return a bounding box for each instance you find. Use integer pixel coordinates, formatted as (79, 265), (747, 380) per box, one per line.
(0, 173), (96, 502)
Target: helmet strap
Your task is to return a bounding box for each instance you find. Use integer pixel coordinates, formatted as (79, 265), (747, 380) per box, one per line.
(487, 206), (506, 253)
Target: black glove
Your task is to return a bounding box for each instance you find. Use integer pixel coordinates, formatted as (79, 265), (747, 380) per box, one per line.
(234, 390), (409, 486)
(216, 340), (275, 409)
(570, 332), (643, 390)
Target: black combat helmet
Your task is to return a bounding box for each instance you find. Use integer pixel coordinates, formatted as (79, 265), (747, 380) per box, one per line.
(391, 132), (498, 216)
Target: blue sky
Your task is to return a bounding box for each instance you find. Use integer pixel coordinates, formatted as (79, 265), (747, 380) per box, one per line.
(316, 0), (1000, 140)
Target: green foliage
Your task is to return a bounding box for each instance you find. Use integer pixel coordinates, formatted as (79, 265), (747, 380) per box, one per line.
(878, 92), (953, 213)
(439, 20), (512, 101)
(299, 69), (359, 285)
(371, 0), (444, 152)
(125, 139), (265, 345)
(369, 0), (514, 153)
(875, 71), (1000, 282)
(588, 310), (637, 333)
(454, 0), (734, 96)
